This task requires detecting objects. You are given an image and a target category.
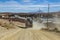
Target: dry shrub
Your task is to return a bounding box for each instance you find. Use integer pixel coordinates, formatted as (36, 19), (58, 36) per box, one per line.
(44, 22), (57, 31)
(3, 23), (13, 29)
(0, 19), (15, 29)
(45, 22), (55, 27)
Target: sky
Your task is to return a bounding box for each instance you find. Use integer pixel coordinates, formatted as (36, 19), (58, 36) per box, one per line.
(0, 0), (60, 13)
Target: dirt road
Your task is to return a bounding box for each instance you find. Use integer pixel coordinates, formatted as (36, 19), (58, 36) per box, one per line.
(0, 21), (60, 40)
(1, 29), (60, 40)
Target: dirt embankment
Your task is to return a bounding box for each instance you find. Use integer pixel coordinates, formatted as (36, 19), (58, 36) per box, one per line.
(0, 19), (25, 29)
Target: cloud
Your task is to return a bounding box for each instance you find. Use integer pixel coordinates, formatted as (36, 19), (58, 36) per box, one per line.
(50, 5), (60, 7)
(0, 1), (48, 8)
(23, 0), (31, 2)
(0, 1), (60, 12)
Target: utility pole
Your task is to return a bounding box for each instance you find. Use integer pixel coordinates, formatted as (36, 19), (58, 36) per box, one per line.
(39, 8), (40, 18)
(47, 4), (50, 28)
(38, 8), (41, 22)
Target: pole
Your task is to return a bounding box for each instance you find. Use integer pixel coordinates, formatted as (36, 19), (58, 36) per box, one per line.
(47, 4), (50, 28)
(39, 8), (41, 22)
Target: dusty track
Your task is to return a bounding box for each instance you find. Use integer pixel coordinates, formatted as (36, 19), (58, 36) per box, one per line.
(1, 29), (60, 40)
(0, 20), (60, 40)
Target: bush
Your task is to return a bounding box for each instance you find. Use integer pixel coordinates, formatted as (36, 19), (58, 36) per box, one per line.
(44, 22), (56, 31)
(45, 22), (55, 27)
(0, 20), (14, 29)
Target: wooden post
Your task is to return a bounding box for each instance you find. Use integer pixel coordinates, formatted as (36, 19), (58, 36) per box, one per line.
(47, 4), (50, 28)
